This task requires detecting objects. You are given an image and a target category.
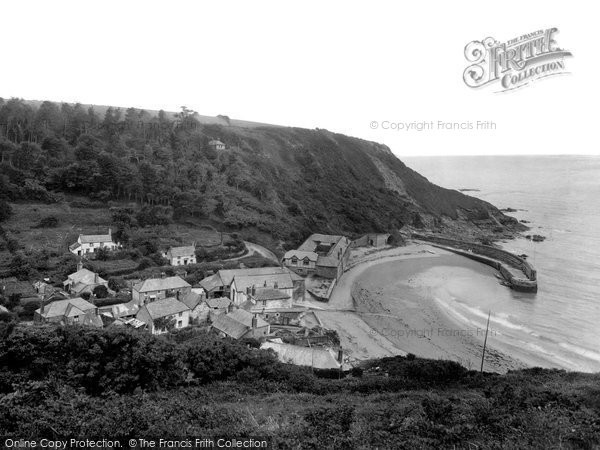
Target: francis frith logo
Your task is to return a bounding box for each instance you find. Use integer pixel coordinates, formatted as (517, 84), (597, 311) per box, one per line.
(463, 28), (572, 92)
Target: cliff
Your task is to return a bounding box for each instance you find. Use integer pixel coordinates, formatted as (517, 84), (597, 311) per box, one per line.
(0, 99), (523, 247)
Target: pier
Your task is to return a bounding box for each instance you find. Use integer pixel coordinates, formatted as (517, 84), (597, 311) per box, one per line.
(412, 234), (538, 293)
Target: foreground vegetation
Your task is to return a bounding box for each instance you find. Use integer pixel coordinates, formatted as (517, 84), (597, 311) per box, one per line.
(0, 323), (598, 449)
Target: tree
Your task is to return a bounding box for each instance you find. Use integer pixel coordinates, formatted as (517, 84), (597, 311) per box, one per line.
(9, 253), (33, 280)
(153, 316), (176, 333)
(0, 199), (12, 222)
(107, 278), (122, 293)
(93, 285), (108, 299)
(95, 247), (109, 261)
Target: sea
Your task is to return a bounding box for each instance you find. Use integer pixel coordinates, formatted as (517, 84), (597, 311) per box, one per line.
(403, 155), (600, 373)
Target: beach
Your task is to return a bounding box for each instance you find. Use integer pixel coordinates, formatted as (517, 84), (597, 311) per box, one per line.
(314, 243), (567, 373)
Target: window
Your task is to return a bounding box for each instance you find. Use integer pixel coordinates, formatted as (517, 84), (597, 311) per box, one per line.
(177, 321), (182, 328)
(303, 259), (310, 266)
(178, 312), (183, 317)
(291, 257), (298, 265)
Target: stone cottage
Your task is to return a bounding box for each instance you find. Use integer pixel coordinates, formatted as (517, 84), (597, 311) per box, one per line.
(136, 297), (191, 334)
(131, 275), (191, 305)
(163, 245), (197, 266)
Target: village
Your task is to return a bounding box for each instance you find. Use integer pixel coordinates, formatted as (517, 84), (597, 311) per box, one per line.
(0, 227), (396, 371)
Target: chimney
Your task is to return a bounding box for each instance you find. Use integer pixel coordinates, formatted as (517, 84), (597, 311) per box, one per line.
(228, 301), (234, 313)
(337, 347), (344, 364)
(252, 314), (258, 329)
(77, 260), (83, 272)
(108, 228), (112, 238)
(251, 285), (256, 296)
(160, 272), (166, 279)
(274, 281), (278, 289)
(94, 273), (99, 283)
(40, 300), (45, 315)
(176, 291), (180, 300)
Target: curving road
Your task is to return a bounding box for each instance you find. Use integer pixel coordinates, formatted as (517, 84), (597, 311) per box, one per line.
(222, 241), (280, 264)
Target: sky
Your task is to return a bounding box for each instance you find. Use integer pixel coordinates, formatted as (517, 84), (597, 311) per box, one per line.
(0, 0), (597, 157)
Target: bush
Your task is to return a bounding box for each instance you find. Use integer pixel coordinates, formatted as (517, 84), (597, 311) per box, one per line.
(0, 310), (17, 323)
(17, 301), (40, 320)
(95, 247), (110, 261)
(137, 257), (154, 270)
(0, 200), (12, 222)
(34, 216), (59, 228)
(93, 285), (108, 299)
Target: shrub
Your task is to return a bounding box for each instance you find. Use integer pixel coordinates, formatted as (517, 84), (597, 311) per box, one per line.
(137, 257), (154, 270)
(0, 200), (13, 222)
(93, 285), (108, 299)
(34, 216), (59, 228)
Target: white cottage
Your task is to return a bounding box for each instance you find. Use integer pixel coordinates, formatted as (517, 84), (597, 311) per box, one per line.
(164, 245), (196, 266)
(69, 229), (118, 256)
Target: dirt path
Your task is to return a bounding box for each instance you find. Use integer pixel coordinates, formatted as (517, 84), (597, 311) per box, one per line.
(222, 241), (280, 264)
(244, 241), (279, 263)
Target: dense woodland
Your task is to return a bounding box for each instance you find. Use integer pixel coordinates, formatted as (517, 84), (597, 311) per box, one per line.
(0, 323), (598, 449)
(0, 98), (510, 247)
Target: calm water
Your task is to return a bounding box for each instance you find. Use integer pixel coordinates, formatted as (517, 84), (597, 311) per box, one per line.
(403, 155), (600, 372)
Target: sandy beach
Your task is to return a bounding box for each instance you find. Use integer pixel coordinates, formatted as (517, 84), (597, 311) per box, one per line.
(315, 243), (563, 373)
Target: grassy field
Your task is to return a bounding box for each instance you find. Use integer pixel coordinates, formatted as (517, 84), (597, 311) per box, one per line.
(0, 201), (251, 283)
(3, 202), (113, 254)
(3, 202), (224, 254)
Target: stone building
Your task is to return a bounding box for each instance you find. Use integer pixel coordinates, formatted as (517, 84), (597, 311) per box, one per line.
(163, 245), (197, 266)
(283, 234), (351, 279)
(132, 275), (191, 305)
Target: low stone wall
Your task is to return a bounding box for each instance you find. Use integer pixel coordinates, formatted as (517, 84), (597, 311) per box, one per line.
(413, 234), (537, 292)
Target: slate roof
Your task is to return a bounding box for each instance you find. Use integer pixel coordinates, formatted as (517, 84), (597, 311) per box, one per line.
(217, 267), (295, 286)
(211, 314), (249, 339)
(283, 250), (318, 262)
(211, 309), (268, 339)
(228, 309), (268, 328)
(65, 268), (106, 286)
(36, 297), (97, 319)
(111, 301), (140, 318)
(316, 256), (340, 268)
(252, 288), (290, 301)
(297, 234), (345, 252)
(80, 232), (112, 244)
(133, 276), (191, 293)
(180, 291), (203, 310)
(199, 273), (223, 292)
(143, 297), (190, 320)
(206, 297), (231, 309)
(167, 246), (196, 258)
(232, 273), (294, 292)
